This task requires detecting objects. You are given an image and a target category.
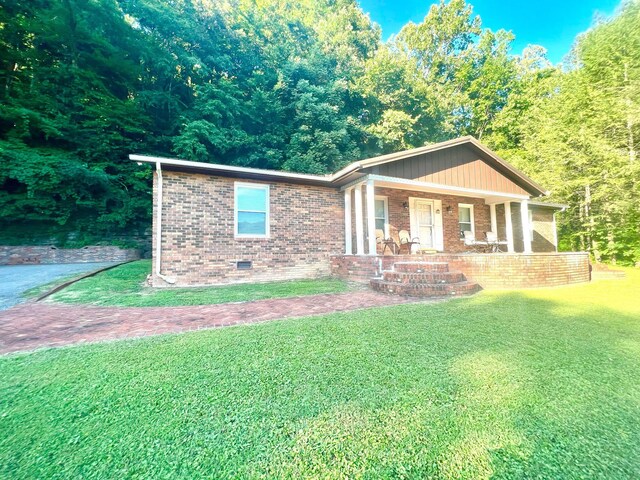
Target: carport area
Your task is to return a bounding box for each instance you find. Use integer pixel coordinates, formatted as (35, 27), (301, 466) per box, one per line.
(0, 263), (114, 310)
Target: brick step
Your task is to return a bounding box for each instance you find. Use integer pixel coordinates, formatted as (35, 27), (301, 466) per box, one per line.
(370, 279), (481, 297)
(392, 261), (450, 273)
(382, 270), (466, 284)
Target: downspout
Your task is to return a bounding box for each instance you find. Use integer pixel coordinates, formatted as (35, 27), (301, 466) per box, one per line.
(155, 161), (176, 284)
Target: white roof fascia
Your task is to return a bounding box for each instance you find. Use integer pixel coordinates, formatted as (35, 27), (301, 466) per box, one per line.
(339, 176), (370, 191)
(529, 200), (568, 210)
(130, 155), (333, 183)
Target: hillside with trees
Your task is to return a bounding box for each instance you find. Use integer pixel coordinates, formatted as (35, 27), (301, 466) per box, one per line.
(1, 0), (638, 264)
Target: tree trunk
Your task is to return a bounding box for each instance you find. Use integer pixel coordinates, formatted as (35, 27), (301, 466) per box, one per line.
(585, 184), (601, 262)
(4, 62), (17, 99)
(578, 197), (586, 252)
(607, 225), (616, 264)
(624, 62), (636, 163)
(63, 0), (79, 68)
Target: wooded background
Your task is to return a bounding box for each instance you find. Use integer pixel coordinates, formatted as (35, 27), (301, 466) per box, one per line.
(1, 0), (638, 264)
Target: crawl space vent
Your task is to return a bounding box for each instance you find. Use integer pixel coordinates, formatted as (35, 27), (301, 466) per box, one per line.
(236, 261), (252, 270)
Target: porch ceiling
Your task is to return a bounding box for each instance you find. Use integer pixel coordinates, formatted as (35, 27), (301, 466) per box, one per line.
(341, 174), (529, 204)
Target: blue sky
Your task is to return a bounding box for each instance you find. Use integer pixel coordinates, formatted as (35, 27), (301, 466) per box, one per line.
(358, 0), (622, 64)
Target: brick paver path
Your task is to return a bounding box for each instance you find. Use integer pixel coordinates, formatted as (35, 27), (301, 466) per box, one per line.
(0, 292), (423, 355)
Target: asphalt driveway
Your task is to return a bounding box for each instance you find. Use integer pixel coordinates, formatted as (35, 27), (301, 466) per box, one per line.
(0, 263), (114, 311)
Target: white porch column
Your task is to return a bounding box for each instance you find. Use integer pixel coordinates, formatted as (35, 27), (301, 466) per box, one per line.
(344, 188), (352, 255)
(504, 202), (515, 253)
(366, 179), (377, 255)
(489, 204), (497, 234)
(354, 184), (364, 255)
(520, 200), (532, 254)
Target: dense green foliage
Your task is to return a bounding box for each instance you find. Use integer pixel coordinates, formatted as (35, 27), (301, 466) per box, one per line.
(3, 270), (640, 478)
(486, 2), (640, 263)
(1, 0), (638, 262)
(46, 259), (350, 306)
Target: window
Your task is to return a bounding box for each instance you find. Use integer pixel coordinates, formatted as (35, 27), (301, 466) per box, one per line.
(235, 183), (269, 237)
(458, 203), (474, 239)
(374, 196), (389, 237)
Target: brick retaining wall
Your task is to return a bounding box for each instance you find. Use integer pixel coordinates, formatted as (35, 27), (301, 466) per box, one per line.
(0, 246), (141, 265)
(330, 252), (591, 289)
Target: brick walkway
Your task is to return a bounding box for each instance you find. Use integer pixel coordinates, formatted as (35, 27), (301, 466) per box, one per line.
(0, 292), (422, 355)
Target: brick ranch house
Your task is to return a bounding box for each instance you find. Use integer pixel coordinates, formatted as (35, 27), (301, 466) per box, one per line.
(132, 136), (590, 295)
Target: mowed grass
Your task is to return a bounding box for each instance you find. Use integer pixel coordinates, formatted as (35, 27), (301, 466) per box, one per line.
(47, 260), (351, 306)
(21, 273), (85, 299)
(2, 270), (640, 479)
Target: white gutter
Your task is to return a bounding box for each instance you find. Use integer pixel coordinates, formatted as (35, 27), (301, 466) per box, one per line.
(155, 161), (176, 285)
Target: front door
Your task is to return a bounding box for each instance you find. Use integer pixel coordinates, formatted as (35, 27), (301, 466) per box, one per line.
(413, 199), (434, 250)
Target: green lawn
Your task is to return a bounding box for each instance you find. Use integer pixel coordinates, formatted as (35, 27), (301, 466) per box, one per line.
(47, 260), (352, 306)
(21, 273), (85, 299)
(2, 270), (640, 479)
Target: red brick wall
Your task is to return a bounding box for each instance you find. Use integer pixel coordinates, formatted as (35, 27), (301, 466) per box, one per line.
(330, 255), (383, 282)
(439, 253), (590, 288)
(531, 207), (557, 252)
(496, 203), (507, 241)
(153, 171), (344, 286)
(478, 202), (555, 254)
(511, 203), (524, 252)
(510, 203), (557, 253)
(330, 252), (591, 288)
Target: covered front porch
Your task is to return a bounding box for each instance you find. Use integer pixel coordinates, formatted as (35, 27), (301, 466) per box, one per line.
(342, 174), (537, 256)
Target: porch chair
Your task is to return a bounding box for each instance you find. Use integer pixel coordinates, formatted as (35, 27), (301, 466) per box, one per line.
(376, 229), (398, 255)
(485, 231), (508, 253)
(398, 229), (420, 255)
(463, 230), (489, 253)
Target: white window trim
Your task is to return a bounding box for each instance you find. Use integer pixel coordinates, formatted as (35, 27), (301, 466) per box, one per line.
(234, 182), (270, 239)
(374, 195), (389, 239)
(458, 203), (475, 240)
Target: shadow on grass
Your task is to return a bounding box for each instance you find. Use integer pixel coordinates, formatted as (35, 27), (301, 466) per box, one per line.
(1, 286), (639, 479)
(249, 291), (640, 478)
(47, 260), (353, 307)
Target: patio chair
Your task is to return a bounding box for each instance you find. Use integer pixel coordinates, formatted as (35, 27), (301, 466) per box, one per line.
(485, 231), (508, 253)
(463, 230), (489, 253)
(398, 229), (420, 255)
(376, 229), (398, 255)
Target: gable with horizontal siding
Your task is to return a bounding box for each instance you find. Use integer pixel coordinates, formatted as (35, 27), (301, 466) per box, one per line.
(366, 144), (529, 196)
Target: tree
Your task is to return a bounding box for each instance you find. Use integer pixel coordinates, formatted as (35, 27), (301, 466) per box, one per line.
(392, 0), (519, 139)
(1, 0), (638, 264)
(498, 1), (640, 264)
